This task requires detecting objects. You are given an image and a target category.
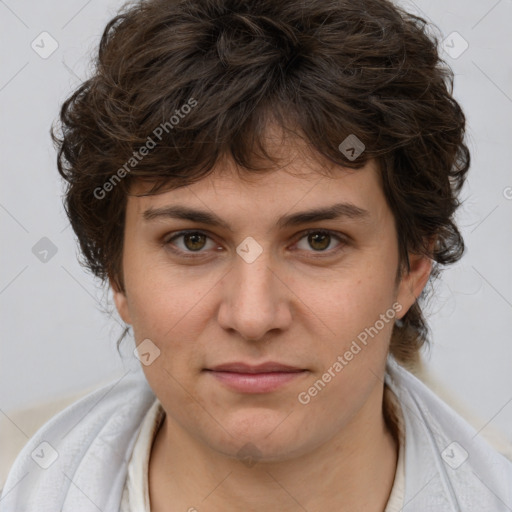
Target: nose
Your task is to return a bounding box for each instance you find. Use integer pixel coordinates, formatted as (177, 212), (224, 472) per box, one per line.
(217, 248), (293, 341)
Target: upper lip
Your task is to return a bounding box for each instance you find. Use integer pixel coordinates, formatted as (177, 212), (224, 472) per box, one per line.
(207, 362), (305, 373)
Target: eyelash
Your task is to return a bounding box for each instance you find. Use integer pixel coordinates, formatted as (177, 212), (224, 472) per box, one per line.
(163, 229), (348, 259)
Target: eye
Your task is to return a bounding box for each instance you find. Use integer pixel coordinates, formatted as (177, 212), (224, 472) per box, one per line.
(294, 230), (346, 254)
(164, 231), (218, 255)
(163, 228), (348, 259)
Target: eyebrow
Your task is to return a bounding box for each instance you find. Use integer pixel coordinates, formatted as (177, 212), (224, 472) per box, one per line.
(142, 202), (370, 230)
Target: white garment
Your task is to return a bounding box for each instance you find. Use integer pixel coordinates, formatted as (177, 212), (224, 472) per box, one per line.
(119, 393), (406, 511)
(120, 398), (165, 511)
(2, 357), (511, 511)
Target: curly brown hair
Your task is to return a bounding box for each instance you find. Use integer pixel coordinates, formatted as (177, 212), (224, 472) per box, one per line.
(52, 0), (470, 367)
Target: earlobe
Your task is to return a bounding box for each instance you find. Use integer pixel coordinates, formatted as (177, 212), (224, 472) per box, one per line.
(110, 279), (132, 325)
(395, 252), (433, 319)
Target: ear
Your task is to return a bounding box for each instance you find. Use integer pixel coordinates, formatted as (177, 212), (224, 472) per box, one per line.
(395, 251), (433, 320)
(110, 278), (132, 325)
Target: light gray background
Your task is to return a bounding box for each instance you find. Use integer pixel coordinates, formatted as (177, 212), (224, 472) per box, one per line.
(1, 0), (511, 441)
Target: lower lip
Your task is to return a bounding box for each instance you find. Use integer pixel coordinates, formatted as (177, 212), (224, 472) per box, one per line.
(206, 370), (307, 393)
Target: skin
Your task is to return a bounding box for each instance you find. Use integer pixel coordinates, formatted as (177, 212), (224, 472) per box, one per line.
(112, 135), (432, 511)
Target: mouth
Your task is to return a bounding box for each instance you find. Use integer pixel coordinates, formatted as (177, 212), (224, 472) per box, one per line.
(203, 362), (308, 393)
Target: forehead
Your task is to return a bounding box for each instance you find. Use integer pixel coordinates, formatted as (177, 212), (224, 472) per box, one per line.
(125, 155), (389, 234)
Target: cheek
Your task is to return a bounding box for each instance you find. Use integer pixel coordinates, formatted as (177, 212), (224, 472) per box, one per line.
(294, 263), (399, 403)
(124, 256), (212, 336)
(126, 268), (214, 406)
(301, 260), (397, 340)
(299, 271), (397, 416)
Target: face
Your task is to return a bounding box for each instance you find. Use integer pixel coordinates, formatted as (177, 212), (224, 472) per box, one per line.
(113, 146), (430, 463)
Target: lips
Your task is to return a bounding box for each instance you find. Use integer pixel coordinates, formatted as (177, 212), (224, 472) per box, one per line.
(206, 362), (305, 373)
(204, 362), (308, 393)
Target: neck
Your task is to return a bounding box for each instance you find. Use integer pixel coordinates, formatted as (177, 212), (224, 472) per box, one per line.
(149, 383), (398, 512)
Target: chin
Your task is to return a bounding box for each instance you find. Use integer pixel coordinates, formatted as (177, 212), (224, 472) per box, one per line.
(204, 423), (313, 465)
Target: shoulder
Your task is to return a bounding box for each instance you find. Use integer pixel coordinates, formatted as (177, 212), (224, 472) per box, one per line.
(386, 358), (512, 510)
(0, 370), (156, 512)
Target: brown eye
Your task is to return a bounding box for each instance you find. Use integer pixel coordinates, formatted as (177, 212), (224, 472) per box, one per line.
(308, 232), (331, 251)
(165, 231), (217, 256)
(294, 230), (346, 255)
(183, 232), (207, 251)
